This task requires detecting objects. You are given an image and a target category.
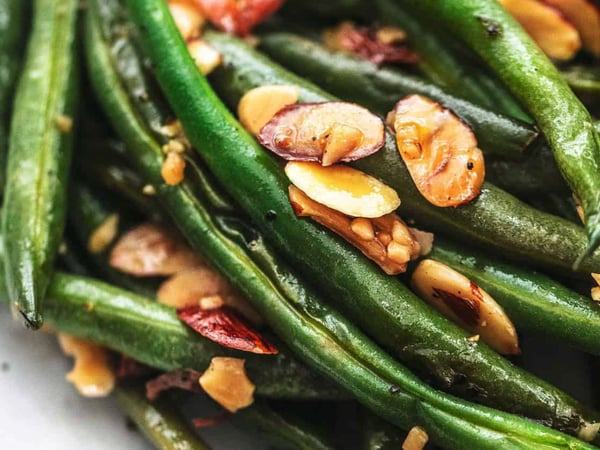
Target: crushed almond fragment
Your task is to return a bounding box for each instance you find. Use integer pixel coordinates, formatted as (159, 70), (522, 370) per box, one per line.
(468, 334), (481, 343)
(88, 213), (119, 254)
(574, 194), (585, 224)
(58, 334), (115, 398)
(55, 115), (73, 133)
(187, 39), (223, 75)
(199, 357), (255, 412)
(142, 184), (156, 196)
(199, 294), (225, 310)
(161, 151), (186, 186)
(289, 185), (416, 275)
(168, 0), (205, 41)
(402, 426), (429, 450)
(162, 139), (187, 154)
(238, 85), (300, 136)
(285, 161), (400, 218)
(578, 422), (600, 442)
(411, 259), (519, 355)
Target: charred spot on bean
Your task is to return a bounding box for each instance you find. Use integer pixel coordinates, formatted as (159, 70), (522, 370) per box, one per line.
(265, 210), (278, 221)
(476, 16), (503, 37)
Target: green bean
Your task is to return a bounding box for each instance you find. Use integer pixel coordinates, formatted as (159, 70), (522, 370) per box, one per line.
(115, 384), (211, 450)
(390, 0), (600, 259)
(560, 65), (600, 114)
(257, 32), (537, 160)
(2, 0), (78, 328)
(122, 0), (600, 435)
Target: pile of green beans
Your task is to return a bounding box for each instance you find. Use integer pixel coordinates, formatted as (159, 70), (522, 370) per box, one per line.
(3, 0), (600, 448)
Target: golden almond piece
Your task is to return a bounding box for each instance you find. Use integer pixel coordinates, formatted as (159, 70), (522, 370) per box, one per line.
(88, 213), (119, 254)
(285, 161), (400, 218)
(238, 85), (300, 136)
(402, 426), (429, 450)
(161, 151), (186, 186)
(392, 95), (485, 207)
(187, 39), (223, 75)
(157, 266), (262, 324)
(289, 186), (412, 274)
(168, 0), (204, 41)
(499, 0), (581, 61)
(110, 223), (204, 277)
(411, 259), (520, 355)
(199, 357), (255, 413)
(58, 334), (115, 398)
(545, 0), (600, 56)
(259, 102), (385, 165)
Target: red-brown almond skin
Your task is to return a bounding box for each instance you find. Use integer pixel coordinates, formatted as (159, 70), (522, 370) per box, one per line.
(191, 0), (283, 36)
(393, 95), (485, 208)
(257, 102), (385, 165)
(177, 305), (278, 354)
(544, 0), (600, 57)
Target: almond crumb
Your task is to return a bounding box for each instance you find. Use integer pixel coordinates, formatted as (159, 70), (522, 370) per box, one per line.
(350, 218), (375, 241)
(199, 295), (225, 310)
(162, 139), (186, 154)
(199, 357), (255, 413)
(88, 213), (119, 254)
(468, 334), (480, 342)
(402, 426), (429, 450)
(55, 115), (73, 133)
(161, 151), (186, 186)
(142, 184), (156, 196)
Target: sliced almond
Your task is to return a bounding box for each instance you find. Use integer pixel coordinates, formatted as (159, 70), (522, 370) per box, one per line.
(402, 426), (429, 450)
(238, 85), (300, 136)
(289, 185), (414, 274)
(392, 95), (485, 207)
(157, 267), (262, 324)
(187, 39), (223, 75)
(499, 0), (581, 61)
(88, 213), (119, 254)
(168, 0), (205, 41)
(109, 223), (204, 277)
(285, 161), (399, 218)
(161, 151), (186, 186)
(259, 102), (385, 166)
(545, 0), (600, 56)
(199, 357), (255, 412)
(58, 334), (115, 398)
(411, 259), (519, 355)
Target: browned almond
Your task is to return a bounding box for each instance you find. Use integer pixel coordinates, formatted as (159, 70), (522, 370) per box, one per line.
(258, 102), (385, 166)
(109, 223), (204, 277)
(545, 0), (600, 56)
(411, 259), (520, 355)
(168, 0), (205, 41)
(58, 334), (115, 398)
(161, 151), (186, 186)
(187, 39), (222, 75)
(289, 185), (414, 275)
(402, 426), (429, 450)
(285, 161), (400, 218)
(157, 267), (262, 324)
(87, 213), (119, 254)
(238, 85), (300, 136)
(199, 357), (255, 412)
(499, 0), (581, 61)
(392, 95), (485, 207)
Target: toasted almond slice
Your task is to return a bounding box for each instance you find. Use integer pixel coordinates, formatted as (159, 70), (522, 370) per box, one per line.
(402, 426), (429, 450)
(168, 0), (205, 41)
(109, 223), (204, 277)
(259, 102), (385, 166)
(161, 151), (186, 186)
(187, 39), (223, 75)
(411, 259), (520, 355)
(157, 267), (262, 324)
(58, 334), (115, 398)
(544, 0), (600, 56)
(88, 213), (119, 254)
(499, 0), (581, 61)
(238, 85), (300, 136)
(392, 95), (485, 207)
(285, 161), (399, 218)
(199, 357), (255, 412)
(289, 185), (412, 274)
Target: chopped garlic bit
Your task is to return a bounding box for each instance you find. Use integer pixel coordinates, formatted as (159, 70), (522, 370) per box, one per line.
(238, 85), (300, 136)
(402, 426), (429, 450)
(289, 185), (418, 275)
(187, 39), (222, 75)
(55, 115), (73, 133)
(88, 213), (119, 254)
(58, 334), (115, 398)
(199, 357), (255, 413)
